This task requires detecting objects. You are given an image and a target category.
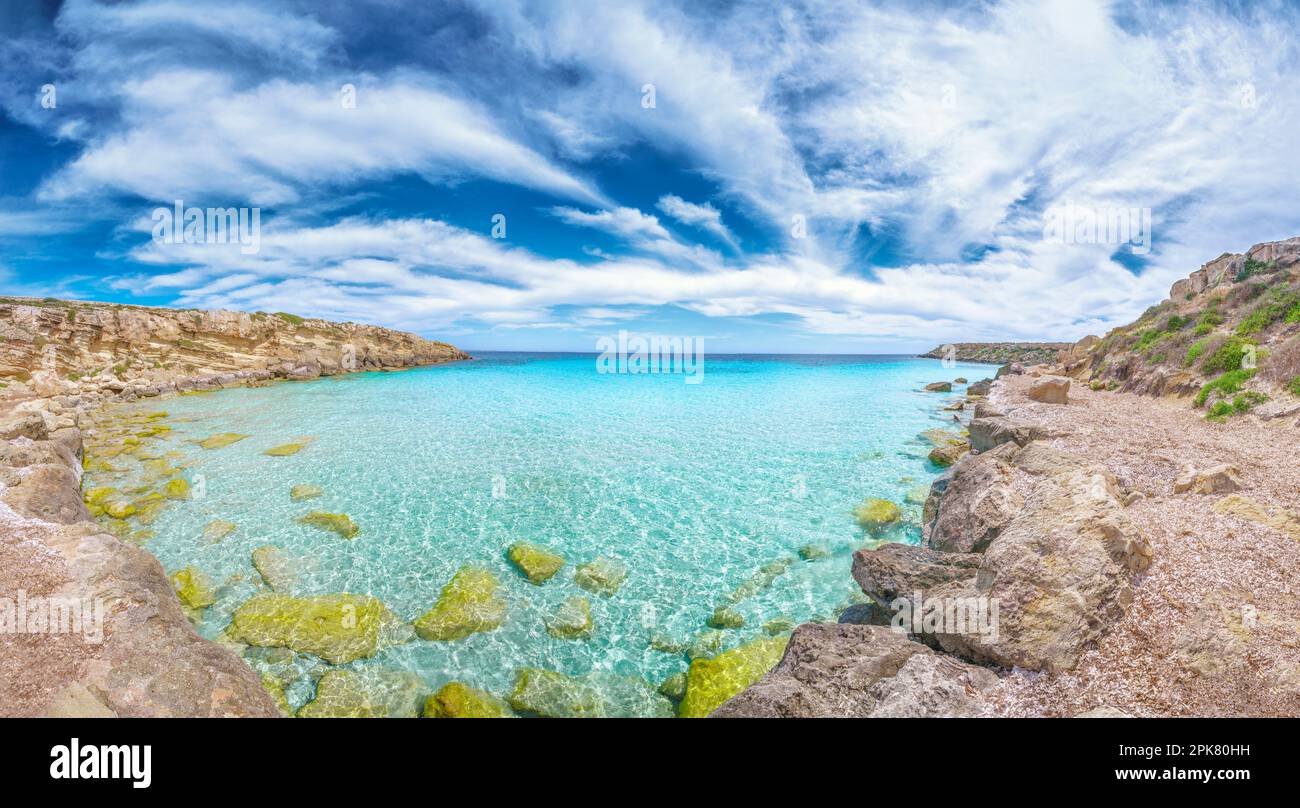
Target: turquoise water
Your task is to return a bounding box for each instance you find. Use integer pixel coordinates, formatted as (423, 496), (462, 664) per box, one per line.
(88, 353), (983, 710)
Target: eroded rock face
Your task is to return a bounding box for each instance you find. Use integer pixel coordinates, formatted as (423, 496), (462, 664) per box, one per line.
(856, 441), (1152, 674)
(712, 624), (996, 718)
(924, 445), (1024, 553)
(968, 417), (1051, 452)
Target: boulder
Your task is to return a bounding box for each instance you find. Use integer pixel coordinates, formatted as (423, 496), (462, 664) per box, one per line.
(713, 624), (997, 717)
(707, 606), (745, 629)
(925, 446), (1024, 553)
(1027, 376), (1070, 404)
(413, 566), (508, 641)
(197, 432), (249, 449)
(968, 416), (1049, 452)
(924, 381), (953, 392)
(170, 566), (216, 610)
(202, 519), (237, 542)
(967, 378), (993, 395)
(1173, 464), (1242, 495)
(289, 484), (323, 500)
(507, 542), (565, 584)
(927, 440), (970, 468)
(678, 634), (790, 718)
(995, 363), (1024, 379)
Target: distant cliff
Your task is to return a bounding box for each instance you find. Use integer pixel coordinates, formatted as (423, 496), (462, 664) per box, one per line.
(919, 342), (1071, 366)
(0, 297), (469, 398)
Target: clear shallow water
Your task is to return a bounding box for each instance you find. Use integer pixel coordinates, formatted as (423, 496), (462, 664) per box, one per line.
(88, 353), (984, 709)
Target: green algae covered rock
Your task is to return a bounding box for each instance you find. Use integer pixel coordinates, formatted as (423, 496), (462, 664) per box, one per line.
(261, 674), (293, 717)
(103, 499), (137, 519)
(163, 477), (191, 500)
(658, 672), (688, 701)
(798, 544), (830, 561)
(545, 596), (593, 639)
(298, 670), (429, 718)
(707, 606), (745, 629)
(507, 542), (565, 584)
(297, 511), (359, 539)
(228, 593), (401, 664)
(170, 565), (216, 610)
(413, 566), (507, 641)
(508, 668), (674, 718)
(83, 486), (118, 506)
(423, 682), (515, 718)
(854, 497), (901, 532)
(251, 545), (298, 593)
(198, 432), (250, 450)
(290, 484), (323, 500)
(265, 442), (308, 457)
(678, 634), (790, 718)
(688, 630), (726, 660)
(202, 519), (237, 542)
(574, 555), (628, 596)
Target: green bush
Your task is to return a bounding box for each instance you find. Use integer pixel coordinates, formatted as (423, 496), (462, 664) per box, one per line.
(1201, 336), (1256, 375)
(1235, 257), (1271, 283)
(1184, 338), (1211, 367)
(1194, 368), (1257, 407)
(1236, 287), (1300, 335)
(1288, 376), (1300, 397)
(1206, 400), (1234, 420)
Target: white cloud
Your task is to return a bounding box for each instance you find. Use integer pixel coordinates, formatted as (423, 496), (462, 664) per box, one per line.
(547, 206), (670, 242)
(656, 194), (738, 250)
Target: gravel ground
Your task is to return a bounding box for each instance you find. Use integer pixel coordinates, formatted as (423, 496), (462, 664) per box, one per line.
(980, 374), (1300, 717)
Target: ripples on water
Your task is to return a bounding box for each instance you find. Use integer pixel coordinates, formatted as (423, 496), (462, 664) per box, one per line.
(87, 352), (984, 710)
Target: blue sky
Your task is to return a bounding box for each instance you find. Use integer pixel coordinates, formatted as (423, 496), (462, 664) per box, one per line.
(2, 0), (1299, 353)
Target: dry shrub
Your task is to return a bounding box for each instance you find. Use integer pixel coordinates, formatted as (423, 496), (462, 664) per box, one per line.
(1262, 333), (1300, 385)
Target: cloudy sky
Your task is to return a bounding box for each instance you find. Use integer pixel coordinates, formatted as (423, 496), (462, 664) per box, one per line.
(1, 0), (1298, 352)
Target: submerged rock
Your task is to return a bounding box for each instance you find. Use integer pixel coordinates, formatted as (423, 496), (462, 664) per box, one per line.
(797, 544), (829, 561)
(508, 668), (673, 718)
(202, 519), (237, 542)
(545, 595), (594, 639)
(678, 634), (790, 718)
(251, 545), (298, 592)
(574, 556), (628, 596)
(298, 669), (428, 718)
(507, 542), (565, 584)
(413, 566), (508, 641)
(170, 565), (216, 610)
(658, 672), (688, 701)
(423, 682), (515, 718)
(853, 498), (901, 532)
(162, 477), (191, 500)
(229, 593), (405, 664)
(924, 381), (953, 392)
(264, 442), (308, 456)
(707, 606), (745, 629)
(290, 484), (323, 500)
(198, 432), (250, 449)
(296, 511), (359, 539)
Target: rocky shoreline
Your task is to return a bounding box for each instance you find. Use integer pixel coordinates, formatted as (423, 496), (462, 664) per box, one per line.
(0, 299), (469, 716)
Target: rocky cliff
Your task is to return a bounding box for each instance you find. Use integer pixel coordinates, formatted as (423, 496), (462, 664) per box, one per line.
(0, 299), (469, 716)
(0, 297), (469, 400)
(919, 342), (1071, 366)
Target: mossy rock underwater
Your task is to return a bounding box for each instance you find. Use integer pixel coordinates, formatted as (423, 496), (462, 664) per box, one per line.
(506, 542), (565, 584)
(290, 484), (323, 500)
(853, 498), (901, 532)
(544, 596), (593, 639)
(413, 566), (508, 641)
(423, 682), (515, 718)
(298, 669), (429, 718)
(227, 593), (411, 664)
(573, 556), (628, 596)
(678, 634), (790, 718)
(508, 668), (674, 718)
(197, 432), (250, 450)
(170, 565), (217, 610)
(296, 511), (359, 539)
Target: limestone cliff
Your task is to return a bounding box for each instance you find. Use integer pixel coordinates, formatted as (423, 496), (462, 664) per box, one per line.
(0, 297), (470, 399)
(919, 342), (1071, 366)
